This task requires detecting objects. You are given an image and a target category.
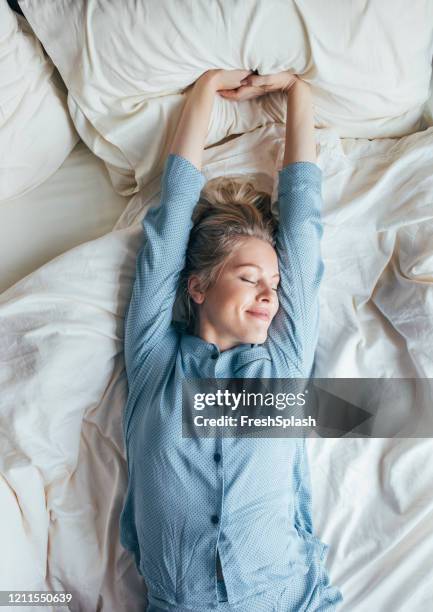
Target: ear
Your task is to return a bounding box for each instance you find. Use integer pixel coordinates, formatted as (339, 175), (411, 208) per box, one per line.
(187, 275), (206, 305)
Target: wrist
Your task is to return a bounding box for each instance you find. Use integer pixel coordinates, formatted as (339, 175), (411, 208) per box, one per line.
(278, 73), (298, 93)
(195, 70), (220, 93)
(284, 81), (311, 105)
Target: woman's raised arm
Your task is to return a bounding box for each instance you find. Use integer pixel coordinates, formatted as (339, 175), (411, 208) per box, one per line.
(281, 79), (316, 165)
(170, 69), (252, 170)
(267, 81), (324, 377)
(124, 70), (250, 380)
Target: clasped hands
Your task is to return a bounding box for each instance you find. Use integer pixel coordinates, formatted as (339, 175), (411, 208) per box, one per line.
(194, 68), (299, 100)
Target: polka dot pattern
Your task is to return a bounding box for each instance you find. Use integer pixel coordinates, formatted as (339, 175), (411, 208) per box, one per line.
(120, 154), (343, 611)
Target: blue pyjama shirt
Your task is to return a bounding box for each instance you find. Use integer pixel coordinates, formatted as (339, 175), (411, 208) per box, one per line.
(120, 154), (343, 611)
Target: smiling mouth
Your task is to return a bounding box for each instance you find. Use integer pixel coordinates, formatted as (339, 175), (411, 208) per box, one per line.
(246, 311), (270, 321)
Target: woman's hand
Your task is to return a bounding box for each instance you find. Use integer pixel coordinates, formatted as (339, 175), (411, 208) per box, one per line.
(195, 69), (253, 93)
(218, 71), (299, 101)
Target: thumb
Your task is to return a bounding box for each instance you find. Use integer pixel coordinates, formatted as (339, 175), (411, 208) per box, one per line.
(245, 75), (269, 88)
(238, 71), (252, 85)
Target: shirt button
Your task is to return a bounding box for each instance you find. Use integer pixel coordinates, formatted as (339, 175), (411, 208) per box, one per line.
(211, 514), (219, 525)
(213, 453), (221, 463)
(211, 352), (219, 359)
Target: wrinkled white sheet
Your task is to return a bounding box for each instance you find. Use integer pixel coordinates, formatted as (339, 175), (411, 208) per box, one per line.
(19, 0), (433, 195)
(1, 124), (432, 611)
(0, 141), (127, 294)
(0, 1), (78, 201)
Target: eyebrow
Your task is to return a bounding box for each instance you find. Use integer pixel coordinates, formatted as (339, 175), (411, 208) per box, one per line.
(234, 263), (280, 279)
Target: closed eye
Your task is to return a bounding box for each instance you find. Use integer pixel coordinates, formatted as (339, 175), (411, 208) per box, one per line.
(241, 277), (279, 292)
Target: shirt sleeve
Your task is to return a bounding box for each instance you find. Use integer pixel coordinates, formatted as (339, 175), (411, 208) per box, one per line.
(124, 154), (206, 379)
(264, 161), (324, 378)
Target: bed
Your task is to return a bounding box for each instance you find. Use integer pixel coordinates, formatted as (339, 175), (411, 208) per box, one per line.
(1, 1), (433, 611)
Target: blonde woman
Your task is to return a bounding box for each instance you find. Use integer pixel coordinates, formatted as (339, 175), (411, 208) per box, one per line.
(120, 69), (343, 611)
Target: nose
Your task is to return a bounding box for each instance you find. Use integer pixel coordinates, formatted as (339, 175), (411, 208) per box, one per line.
(257, 282), (274, 301)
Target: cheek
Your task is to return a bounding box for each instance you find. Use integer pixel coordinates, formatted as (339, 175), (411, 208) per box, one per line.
(216, 287), (247, 321)
(215, 278), (244, 301)
(231, 285), (254, 310)
(207, 281), (238, 311)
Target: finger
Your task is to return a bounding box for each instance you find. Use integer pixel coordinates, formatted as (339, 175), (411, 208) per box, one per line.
(220, 86), (266, 101)
(218, 87), (238, 94)
(231, 70), (253, 88)
(220, 88), (253, 101)
(237, 84), (267, 94)
(246, 75), (270, 88)
(218, 89), (242, 99)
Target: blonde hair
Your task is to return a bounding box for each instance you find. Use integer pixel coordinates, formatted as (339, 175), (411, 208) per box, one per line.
(174, 175), (277, 334)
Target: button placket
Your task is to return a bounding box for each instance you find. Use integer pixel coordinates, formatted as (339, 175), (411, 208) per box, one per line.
(211, 349), (223, 563)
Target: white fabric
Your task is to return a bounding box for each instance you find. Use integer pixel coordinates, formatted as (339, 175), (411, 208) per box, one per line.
(0, 1), (78, 201)
(1, 124), (433, 610)
(0, 141), (127, 294)
(19, 0), (433, 195)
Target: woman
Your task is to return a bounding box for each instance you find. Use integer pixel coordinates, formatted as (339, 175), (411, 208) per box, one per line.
(120, 68), (343, 611)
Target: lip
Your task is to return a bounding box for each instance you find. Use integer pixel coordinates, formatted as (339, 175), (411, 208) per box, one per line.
(246, 310), (270, 321)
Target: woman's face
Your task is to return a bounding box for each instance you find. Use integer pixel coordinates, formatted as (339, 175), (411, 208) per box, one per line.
(188, 237), (280, 351)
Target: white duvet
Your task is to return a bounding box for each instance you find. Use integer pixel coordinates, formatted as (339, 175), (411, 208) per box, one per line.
(1, 123), (433, 611)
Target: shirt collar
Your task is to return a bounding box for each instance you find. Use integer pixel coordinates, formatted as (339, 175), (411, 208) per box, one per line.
(180, 330), (255, 356)
(177, 327), (272, 374)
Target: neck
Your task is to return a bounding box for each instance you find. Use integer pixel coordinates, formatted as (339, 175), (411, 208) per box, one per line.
(194, 319), (240, 352)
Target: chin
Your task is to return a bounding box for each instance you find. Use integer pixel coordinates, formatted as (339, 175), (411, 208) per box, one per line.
(237, 320), (269, 345)
(241, 332), (267, 345)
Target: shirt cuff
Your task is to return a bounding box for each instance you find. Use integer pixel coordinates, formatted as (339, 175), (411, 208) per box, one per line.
(163, 153), (206, 194)
(278, 161), (322, 193)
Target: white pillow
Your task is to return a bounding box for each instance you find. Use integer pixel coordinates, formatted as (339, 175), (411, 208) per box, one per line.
(0, 1), (78, 201)
(19, 0), (433, 195)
